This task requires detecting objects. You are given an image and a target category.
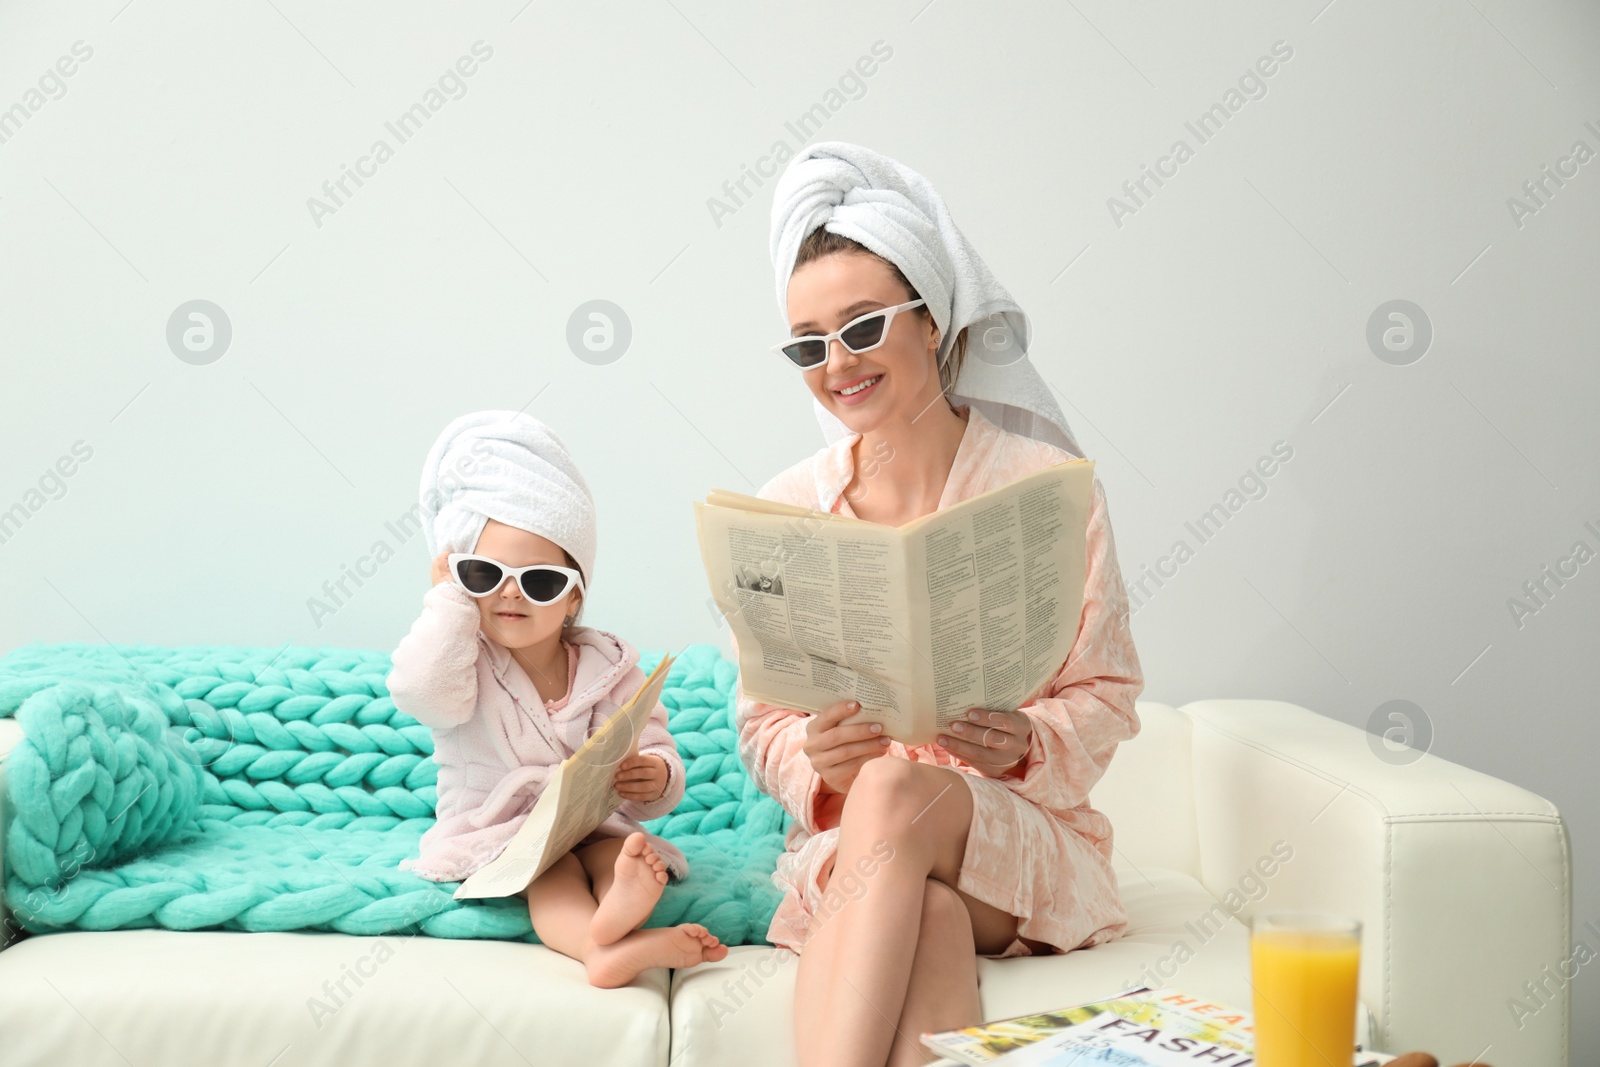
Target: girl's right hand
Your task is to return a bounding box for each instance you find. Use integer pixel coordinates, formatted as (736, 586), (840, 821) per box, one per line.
(431, 549), (452, 587)
(804, 698), (891, 795)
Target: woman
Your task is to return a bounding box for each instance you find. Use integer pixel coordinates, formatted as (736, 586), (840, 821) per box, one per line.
(734, 142), (1146, 1067)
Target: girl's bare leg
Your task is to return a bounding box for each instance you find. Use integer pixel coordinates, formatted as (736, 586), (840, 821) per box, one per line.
(523, 849), (727, 989)
(577, 835), (627, 903)
(523, 851), (603, 961)
(793, 758), (980, 1067)
(581, 832), (670, 946)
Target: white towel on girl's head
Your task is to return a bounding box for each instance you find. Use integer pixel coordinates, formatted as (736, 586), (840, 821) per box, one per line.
(417, 410), (597, 593)
(768, 140), (1084, 458)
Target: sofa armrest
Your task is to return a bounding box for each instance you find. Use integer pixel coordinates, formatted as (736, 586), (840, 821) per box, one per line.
(1182, 699), (1568, 1067)
(0, 717), (23, 953)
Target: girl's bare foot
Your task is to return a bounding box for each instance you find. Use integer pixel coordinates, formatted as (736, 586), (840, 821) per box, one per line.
(585, 923), (728, 989)
(590, 832), (670, 946)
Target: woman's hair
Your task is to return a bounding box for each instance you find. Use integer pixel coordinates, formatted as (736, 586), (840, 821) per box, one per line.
(792, 227), (968, 398)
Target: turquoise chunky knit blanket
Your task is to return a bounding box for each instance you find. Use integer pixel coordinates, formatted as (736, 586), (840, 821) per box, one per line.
(0, 642), (789, 946)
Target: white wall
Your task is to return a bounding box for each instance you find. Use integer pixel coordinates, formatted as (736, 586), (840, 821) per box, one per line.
(2, 0), (1595, 1061)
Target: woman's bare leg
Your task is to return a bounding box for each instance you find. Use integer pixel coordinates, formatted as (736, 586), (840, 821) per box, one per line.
(884, 879), (982, 1067)
(523, 848), (727, 988)
(951, 884), (1037, 956)
(950, 879), (1056, 956)
(792, 758), (979, 1067)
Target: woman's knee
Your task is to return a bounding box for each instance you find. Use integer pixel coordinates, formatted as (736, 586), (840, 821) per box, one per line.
(920, 878), (975, 948)
(845, 757), (962, 826)
(921, 878), (967, 925)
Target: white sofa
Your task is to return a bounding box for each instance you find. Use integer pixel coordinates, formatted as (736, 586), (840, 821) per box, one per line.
(0, 699), (1569, 1067)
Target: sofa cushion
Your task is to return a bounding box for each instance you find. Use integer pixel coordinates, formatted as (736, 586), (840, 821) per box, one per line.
(1089, 702), (1199, 878)
(666, 865), (1376, 1067)
(0, 927), (669, 1067)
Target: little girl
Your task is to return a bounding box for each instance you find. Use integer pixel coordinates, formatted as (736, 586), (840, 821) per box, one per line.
(387, 409), (727, 988)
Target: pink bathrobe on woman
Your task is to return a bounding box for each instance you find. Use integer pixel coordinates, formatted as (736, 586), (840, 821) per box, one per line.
(388, 579), (689, 883)
(735, 404), (1144, 959)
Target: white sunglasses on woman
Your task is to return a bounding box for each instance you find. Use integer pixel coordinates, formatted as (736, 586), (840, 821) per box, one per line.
(447, 553), (585, 605)
(772, 298), (926, 370)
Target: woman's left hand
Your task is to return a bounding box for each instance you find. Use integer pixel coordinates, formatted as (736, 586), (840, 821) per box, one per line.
(615, 753), (669, 802)
(937, 708), (1034, 778)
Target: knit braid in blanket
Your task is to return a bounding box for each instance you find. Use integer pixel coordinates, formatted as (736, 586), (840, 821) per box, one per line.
(0, 642), (787, 945)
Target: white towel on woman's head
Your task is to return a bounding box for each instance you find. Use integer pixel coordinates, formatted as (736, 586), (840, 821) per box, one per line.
(769, 140), (1084, 458)
(417, 410), (597, 594)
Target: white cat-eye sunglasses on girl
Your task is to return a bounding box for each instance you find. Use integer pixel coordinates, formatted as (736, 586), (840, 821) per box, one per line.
(772, 298), (926, 370)
(447, 553), (585, 605)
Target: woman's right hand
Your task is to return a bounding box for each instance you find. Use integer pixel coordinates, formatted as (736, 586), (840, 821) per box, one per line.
(430, 549), (452, 587)
(804, 698), (891, 795)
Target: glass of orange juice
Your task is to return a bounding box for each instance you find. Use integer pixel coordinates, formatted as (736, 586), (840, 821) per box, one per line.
(1249, 911), (1361, 1067)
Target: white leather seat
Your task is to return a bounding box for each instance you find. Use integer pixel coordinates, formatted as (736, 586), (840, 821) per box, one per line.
(0, 927), (669, 1067)
(0, 696), (1569, 1067)
(668, 865), (1378, 1067)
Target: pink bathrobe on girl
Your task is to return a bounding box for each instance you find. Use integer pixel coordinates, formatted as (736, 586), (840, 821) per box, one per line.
(735, 404), (1144, 959)
(389, 578), (689, 883)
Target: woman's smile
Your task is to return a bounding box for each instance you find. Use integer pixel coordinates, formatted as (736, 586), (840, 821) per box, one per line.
(833, 372), (884, 404)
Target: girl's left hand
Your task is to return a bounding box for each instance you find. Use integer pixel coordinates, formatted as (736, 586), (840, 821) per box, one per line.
(614, 753), (668, 802)
(937, 708), (1034, 778)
